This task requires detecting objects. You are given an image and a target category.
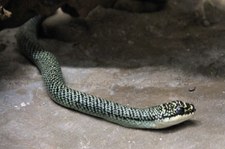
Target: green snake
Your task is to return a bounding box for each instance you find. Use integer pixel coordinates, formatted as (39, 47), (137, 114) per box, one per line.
(16, 16), (196, 129)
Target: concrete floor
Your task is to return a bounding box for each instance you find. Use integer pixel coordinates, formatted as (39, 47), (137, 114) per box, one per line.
(1, 1), (225, 149)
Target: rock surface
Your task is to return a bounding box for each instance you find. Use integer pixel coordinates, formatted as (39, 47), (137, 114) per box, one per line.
(1, 1), (225, 148)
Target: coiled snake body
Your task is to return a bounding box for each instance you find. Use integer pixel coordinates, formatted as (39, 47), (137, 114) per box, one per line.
(16, 16), (196, 129)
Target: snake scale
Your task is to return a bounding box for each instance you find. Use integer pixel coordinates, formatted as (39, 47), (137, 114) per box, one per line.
(16, 16), (196, 129)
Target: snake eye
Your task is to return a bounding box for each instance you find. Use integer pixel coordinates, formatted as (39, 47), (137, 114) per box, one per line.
(176, 107), (185, 115)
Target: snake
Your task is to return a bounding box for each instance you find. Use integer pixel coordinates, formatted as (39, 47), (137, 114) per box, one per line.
(15, 16), (196, 129)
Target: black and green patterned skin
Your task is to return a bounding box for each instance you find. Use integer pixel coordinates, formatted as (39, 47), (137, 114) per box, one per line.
(16, 16), (196, 129)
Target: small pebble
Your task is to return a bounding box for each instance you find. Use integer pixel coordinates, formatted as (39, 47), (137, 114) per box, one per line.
(20, 102), (26, 107)
(188, 86), (196, 92)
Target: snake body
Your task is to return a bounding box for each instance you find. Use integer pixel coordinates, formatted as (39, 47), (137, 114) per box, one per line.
(16, 16), (196, 129)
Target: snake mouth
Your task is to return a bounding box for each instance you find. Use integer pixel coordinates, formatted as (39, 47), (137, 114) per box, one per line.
(153, 111), (195, 129)
(169, 114), (195, 128)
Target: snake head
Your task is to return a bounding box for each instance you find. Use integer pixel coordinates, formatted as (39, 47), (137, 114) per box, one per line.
(149, 100), (196, 129)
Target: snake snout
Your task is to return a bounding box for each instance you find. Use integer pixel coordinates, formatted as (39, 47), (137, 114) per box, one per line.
(183, 102), (196, 115)
(190, 104), (196, 112)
